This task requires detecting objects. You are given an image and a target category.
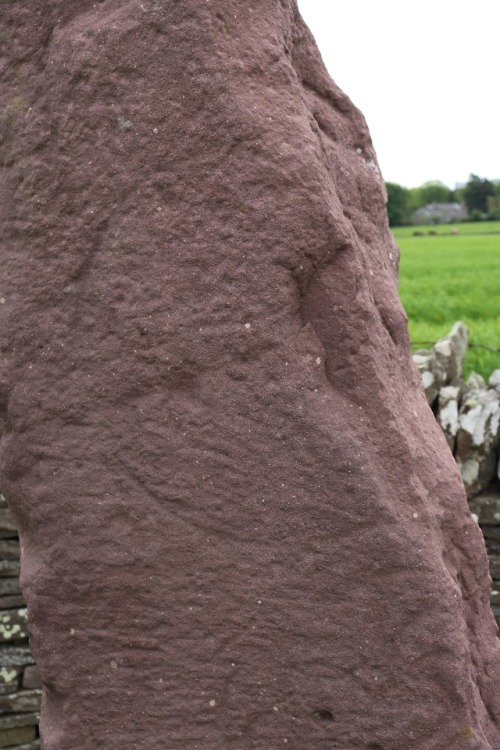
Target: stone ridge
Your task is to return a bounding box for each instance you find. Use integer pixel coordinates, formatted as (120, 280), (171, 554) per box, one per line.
(1, 1), (500, 749)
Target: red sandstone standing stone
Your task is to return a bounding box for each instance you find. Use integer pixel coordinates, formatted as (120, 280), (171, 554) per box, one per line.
(1, 1), (499, 748)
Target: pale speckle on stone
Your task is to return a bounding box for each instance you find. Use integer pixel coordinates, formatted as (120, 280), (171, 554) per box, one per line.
(117, 116), (133, 131)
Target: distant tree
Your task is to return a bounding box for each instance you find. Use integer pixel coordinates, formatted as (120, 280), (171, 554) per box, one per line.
(405, 181), (454, 216)
(418, 181), (454, 205)
(487, 191), (500, 220)
(454, 184), (466, 204)
(463, 174), (495, 214)
(385, 182), (409, 226)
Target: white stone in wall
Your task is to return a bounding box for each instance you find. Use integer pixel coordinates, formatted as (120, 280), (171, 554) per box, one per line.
(413, 350), (440, 405)
(489, 369), (500, 395)
(437, 385), (460, 451)
(434, 321), (468, 385)
(412, 321), (468, 406)
(456, 387), (500, 497)
(463, 372), (486, 401)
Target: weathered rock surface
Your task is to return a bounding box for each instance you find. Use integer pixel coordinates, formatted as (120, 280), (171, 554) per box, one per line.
(1, 2), (499, 749)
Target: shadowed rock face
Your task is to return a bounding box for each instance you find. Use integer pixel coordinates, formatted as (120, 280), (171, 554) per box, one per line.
(1, 1), (499, 748)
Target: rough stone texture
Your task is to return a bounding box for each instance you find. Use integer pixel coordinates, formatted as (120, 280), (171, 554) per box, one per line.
(1, 2), (500, 749)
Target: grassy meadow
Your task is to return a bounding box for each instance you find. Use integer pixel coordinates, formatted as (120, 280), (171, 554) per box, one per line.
(393, 224), (500, 379)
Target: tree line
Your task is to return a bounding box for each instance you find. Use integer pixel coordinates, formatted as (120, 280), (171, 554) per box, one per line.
(386, 175), (500, 227)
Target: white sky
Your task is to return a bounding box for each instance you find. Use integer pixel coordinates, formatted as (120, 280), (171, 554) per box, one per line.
(297, 0), (500, 189)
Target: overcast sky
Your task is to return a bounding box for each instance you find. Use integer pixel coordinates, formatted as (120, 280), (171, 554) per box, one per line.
(297, 0), (500, 189)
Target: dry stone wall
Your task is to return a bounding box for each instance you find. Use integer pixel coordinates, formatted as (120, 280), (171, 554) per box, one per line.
(0, 494), (40, 750)
(414, 322), (500, 498)
(471, 486), (500, 626)
(413, 323), (500, 622)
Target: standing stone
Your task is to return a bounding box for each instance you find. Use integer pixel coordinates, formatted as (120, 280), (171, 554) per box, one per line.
(1, 2), (499, 749)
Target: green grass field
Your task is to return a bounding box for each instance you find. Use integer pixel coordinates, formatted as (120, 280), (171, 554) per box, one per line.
(393, 225), (500, 380)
